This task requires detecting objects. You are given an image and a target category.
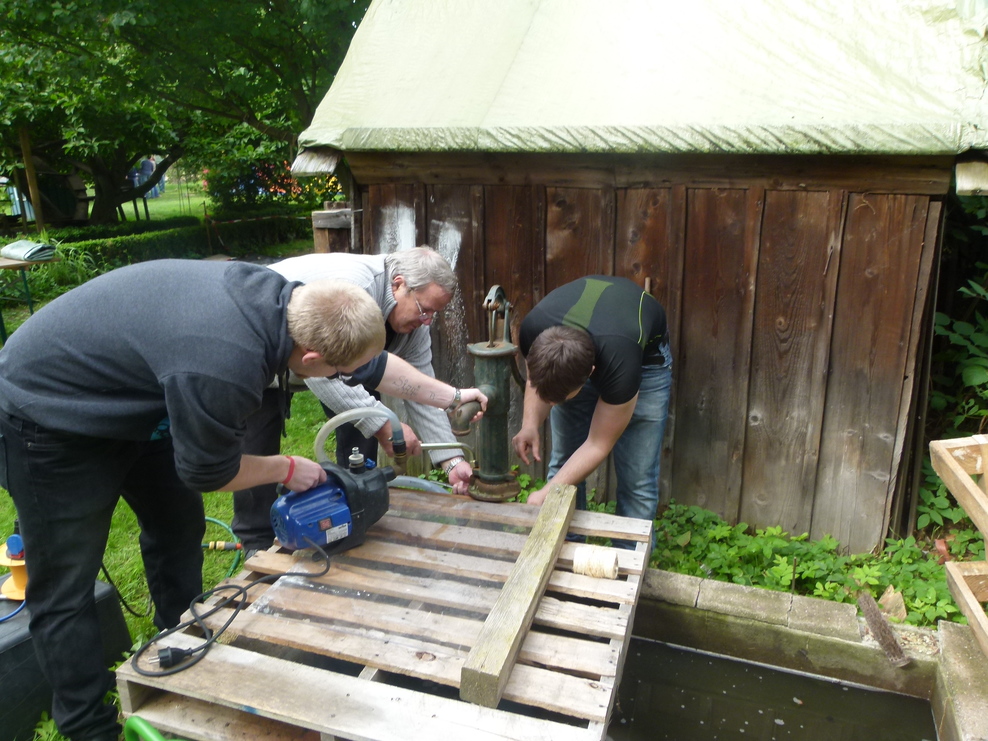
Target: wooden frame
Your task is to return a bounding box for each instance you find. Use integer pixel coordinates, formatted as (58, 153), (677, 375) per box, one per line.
(929, 437), (988, 660)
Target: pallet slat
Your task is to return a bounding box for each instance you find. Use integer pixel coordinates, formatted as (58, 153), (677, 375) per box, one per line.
(119, 633), (594, 741)
(930, 439), (988, 536)
(388, 487), (652, 541)
(242, 581), (619, 676)
(198, 607), (611, 721)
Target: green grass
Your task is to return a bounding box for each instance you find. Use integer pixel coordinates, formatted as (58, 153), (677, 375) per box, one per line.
(126, 177), (209, 222)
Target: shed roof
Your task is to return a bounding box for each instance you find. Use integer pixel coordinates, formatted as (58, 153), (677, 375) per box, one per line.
(298, 0), (988, 160)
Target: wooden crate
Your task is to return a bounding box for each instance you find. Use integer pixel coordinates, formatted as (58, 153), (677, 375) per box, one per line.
(929, 437), (988, 660)
(116, 487), (651, 741)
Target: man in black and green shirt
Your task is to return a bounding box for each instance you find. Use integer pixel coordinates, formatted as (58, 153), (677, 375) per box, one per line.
(512, 275), (672, 548)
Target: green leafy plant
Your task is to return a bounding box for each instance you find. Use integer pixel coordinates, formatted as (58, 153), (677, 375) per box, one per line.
(930, 276), (988, 436)
(27, 242), (104, 301)
(510, 467), (546, 503)
(915, 482), (969, 531)
(651, 502), (969, 628)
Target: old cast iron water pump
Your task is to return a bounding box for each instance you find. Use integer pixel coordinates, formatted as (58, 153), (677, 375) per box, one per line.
(451, 285), (524, 502)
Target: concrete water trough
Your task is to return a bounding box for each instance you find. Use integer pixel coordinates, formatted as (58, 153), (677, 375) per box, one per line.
(632, 568), (988, 741)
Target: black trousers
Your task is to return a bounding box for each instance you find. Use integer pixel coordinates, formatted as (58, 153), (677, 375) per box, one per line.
(231, 388), (289, 550)
(0, 411), (204, 741)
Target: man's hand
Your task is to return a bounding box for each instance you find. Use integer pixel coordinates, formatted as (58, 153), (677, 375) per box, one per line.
(224, 454), (327, 492)
(512, 424), (542, 465)
(525, 485), (549, 507)
(446, 459), (473, 496)
(375, 422), (422, 456)
(458, 388), (489, 418)
(283, 456), (327, 491)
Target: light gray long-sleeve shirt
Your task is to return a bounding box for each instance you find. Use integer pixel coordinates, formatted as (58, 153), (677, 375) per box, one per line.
(270, 253), (461, 464)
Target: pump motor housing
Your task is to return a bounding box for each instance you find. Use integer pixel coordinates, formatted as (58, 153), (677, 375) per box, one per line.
(270, 462), (391, 554)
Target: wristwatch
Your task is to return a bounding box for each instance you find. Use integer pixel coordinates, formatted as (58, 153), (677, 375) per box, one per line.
(444, 388), (461, 413)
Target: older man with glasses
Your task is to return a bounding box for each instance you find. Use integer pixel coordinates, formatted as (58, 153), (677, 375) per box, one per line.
(232, 246), (479, 554)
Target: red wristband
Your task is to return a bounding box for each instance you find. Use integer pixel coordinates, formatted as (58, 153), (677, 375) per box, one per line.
(281, 455), (296, 485)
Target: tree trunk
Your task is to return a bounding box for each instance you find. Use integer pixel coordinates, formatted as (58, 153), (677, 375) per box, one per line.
(87, 148), (180, 224)
(89, 168), (132, 224)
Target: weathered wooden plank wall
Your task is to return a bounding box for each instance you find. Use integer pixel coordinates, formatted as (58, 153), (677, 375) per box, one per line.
(350, 160), (944, 553)
(739, 190), (843, 533)
(812, 194), (932, 548)
(674, 188), (758, 521)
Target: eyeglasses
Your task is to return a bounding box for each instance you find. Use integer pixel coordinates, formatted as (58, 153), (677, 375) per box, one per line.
(412, 292), (440, 324)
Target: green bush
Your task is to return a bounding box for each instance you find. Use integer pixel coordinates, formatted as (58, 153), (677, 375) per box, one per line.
(187, 124), (344, 212)
(45, 216), (202, 244)
(205, 159), (342, 211)
(68, 225), (213, 269)
(37, 216), (311, 276)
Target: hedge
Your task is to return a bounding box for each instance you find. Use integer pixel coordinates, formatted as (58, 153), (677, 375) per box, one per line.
(64, 215), (313, 268)
(47, 216), (203, 244)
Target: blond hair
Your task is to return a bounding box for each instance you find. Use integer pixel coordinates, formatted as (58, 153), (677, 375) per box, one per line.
(287, 279), (386, 365)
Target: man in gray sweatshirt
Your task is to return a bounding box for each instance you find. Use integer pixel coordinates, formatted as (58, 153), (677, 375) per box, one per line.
(0, 259), (386, 741)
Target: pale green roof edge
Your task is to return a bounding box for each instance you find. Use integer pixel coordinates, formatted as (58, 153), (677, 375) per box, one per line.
(299, 0), (988, 158)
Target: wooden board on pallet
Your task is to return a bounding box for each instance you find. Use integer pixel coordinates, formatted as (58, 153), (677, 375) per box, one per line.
(461, 483), (576, 708)
(116, 487), (651, 741)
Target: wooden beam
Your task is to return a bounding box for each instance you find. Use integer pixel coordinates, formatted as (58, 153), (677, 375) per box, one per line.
(344, 151), (954, 195)
(459, 483), (576, 707)
(945, 561), (988, 661)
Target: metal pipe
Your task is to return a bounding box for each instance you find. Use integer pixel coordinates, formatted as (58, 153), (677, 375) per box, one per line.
(418, 441), (477, 464)
(390, 475), (451, 494)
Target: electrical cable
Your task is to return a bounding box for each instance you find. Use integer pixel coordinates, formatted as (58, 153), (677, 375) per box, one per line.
(100, 562), (153, 619)
(130, 537), (331, 677)
(0, 598), (26, 623)
(102, 516), (244, 619)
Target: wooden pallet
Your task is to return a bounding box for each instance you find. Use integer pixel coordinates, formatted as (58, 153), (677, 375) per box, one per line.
(930, 437), (988, 661)
(116, 487), (651, 741)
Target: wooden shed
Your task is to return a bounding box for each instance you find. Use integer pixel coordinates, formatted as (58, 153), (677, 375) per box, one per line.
(293, 0), (988, 553)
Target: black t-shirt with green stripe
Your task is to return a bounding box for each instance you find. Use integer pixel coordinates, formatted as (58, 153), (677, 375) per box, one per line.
(519, 276), (668, 405)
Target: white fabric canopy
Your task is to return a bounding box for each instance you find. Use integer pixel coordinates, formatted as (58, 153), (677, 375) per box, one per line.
(299, 0), (988, 156)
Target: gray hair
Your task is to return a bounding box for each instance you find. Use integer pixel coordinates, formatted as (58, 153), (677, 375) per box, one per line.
(385, 246), (457, 294)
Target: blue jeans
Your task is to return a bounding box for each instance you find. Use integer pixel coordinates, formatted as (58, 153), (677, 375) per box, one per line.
(0, 412), (205, 740)
(548, 348), (672, 550)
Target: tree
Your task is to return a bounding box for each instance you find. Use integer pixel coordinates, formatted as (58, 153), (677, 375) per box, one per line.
(0, 0), (368, 223)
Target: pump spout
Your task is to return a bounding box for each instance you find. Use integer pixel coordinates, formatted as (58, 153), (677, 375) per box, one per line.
(451, 399), (486, 436)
